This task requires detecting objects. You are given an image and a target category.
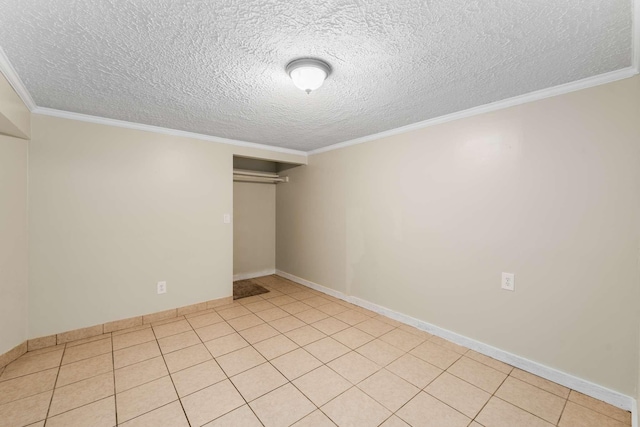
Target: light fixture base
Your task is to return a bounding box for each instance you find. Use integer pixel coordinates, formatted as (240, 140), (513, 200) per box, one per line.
(286, 58), (331, 93)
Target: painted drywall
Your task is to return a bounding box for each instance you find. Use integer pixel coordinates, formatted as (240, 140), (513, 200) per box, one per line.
(0, 69), (30, 139)
(28, 114), (304, 338)
(0, 135), (28, 354)
(277, 76), (640, 396)
(233, 182), (276, 278)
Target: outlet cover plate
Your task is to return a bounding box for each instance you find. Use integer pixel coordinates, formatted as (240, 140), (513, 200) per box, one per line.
(501, 273), (515, 291)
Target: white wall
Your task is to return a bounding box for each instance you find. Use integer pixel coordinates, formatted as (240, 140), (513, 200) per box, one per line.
(28, 114), (305, 338)
(0, 135), (28, 354)
(233, 182), (276, 279)
(277, 76), (640, 396)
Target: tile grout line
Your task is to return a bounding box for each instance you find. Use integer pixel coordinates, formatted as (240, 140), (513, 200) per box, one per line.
(42, 343), (66, 424)
(110, 333), (117, 427)
(149, 322), (193, 427)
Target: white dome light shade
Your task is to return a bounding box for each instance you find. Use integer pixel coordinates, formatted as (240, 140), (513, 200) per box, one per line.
(286, 58), (331, 94)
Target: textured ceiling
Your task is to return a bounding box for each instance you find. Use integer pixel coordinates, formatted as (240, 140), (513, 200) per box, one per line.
(0, 0), (633, 151)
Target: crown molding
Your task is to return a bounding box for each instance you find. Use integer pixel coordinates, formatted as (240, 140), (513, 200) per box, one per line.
(32, 107), (308, 157)
(0, 46), (36, 111)
(309, 66), (639, 155)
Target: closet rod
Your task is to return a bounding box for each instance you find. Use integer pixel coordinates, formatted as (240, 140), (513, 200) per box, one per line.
(232, 169), (280, 179)
(233, 175), (285, 184)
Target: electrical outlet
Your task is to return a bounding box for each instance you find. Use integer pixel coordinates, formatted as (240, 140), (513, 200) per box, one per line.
(157, 281), (167, 294)
(501, 273), (515, 291)
(223, 214), (231, 224)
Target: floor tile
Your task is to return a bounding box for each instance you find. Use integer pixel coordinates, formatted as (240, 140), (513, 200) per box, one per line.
(256, 307), (290, 322)
(250, 383), (316, 427)
(511, 368), (570, 398)
(187, 312), (225, 329)
(244, 300), (278, 314)
(253, 334), (299, 360)
(328, 351), (379, 384)
(568, 390), (631, 424)
(354, 318), (395, 337)
(120, 401), (189, 427)
(303, 296), (332, 307)
(312, 317), (350, 335)
(332, 327), (374, 349)
(216, 346), (266, 377)
(304, 337), (350, 363)
(267, 295), (297, 306)
(203, 405), (263, 427)
(285, 325), (326, 346)
(49, 372), (114, 416)
(163, 343), (212, 373)
(465, 350), (513, 374)
(112, 329), (155, 351)
(271, 348), (322, 380)
(333, 309), (370, 326)
(358, 369), (420, 412)
(356, 339), (404, 366)
(495, 376), (566, 424)
(227, 314), (265, 331)
(45, 396), (115, 427)
(239, 324), (280, 344)
(158, 330), (200, 354)
(269, 316), (306, 333)
(231, 362), (288, 402)
(322, 386), (391, 427)
(1, 350), (63, 381)
(291, 409), (337, 427)
(476, 396), (554, 427)
(380, 415), (410, 427)
(379, 329), (426, 352)
(387, 353), (442, 388)
(409, 341), (461, 369)
(447, 356), (507, 393)
(0, 368), (57, 405)
(0, 390), (52, 427)
(397, 324), (433, 339)
(57, 353), (112, 387)
(317, 302), (350, 316)
(280, 301), (312, 315)
(181, 379), (245, 426)
(115, 356), (168, 393)
(66, 333), (112, 348)
(204, 333), (249, 357)
(171, 360), (226, 397)
(425, 372), (490, 418)
(152, 319), (193, 339)
(116, 376), (178, 423)
(558, 401), (628, 427)
(293, 365), (351, 406)
(113, 341), (161, 369)
(62, 338), (113, 365)
(217, 306), (251, 320)
(295, 308), (329, 324)
(396, 391), (471, 427)
(429, 336), (468, 354)
(195, 322), (235, 342)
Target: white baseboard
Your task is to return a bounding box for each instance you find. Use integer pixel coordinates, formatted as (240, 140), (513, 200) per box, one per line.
(233, 269), (276, 282)
(276, 269), (636, 415)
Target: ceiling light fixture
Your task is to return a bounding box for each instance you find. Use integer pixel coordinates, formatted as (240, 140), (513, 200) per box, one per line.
(286, 58), (331, 94)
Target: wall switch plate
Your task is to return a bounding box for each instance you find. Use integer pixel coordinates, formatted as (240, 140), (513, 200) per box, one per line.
(223, 213), (231, 224)
(157, 281), (167, 294)
(501, 273), (515, 291)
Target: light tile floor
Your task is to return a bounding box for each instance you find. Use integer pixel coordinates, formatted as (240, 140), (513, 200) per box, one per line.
(0, 275), (632, 427)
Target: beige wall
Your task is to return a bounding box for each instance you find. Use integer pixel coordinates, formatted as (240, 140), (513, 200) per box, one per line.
(28, 114), (304, 338)
(0, 72), (30, 139)
(233, 182), (276, 278)
(277, 76), (640, 396)
(0, 135), (29, 354)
